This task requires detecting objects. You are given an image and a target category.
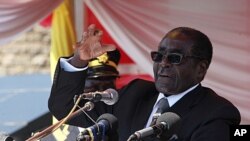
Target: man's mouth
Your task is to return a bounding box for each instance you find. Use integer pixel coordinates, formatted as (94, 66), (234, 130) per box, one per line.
(158, 74), (171, 78)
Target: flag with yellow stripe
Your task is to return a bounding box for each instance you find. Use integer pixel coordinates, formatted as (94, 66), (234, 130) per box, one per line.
(50, 0), (76, 140)
(50, 0), (75, 78)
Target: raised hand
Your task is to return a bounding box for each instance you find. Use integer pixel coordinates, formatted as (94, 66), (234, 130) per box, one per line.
(70, 24), (116, 67)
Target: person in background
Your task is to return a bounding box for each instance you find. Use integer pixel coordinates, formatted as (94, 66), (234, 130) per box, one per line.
(49, 24), (240, 141)
(49, 47), (120, 127)
(84, 49), (120, 93)
(40, 49), (120, 141)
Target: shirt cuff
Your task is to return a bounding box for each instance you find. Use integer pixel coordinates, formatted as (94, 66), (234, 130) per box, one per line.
(60, 57), (88, 72)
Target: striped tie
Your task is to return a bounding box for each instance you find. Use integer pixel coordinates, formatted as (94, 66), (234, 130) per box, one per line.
(150, 98), (169, 126)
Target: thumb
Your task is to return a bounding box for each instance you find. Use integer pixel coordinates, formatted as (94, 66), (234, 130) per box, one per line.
(94, 44), (116, 57)
(102, 44), (116, 52)
(72, 41), (82, 50)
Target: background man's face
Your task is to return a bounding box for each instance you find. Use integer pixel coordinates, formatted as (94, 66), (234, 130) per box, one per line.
(84, 77), (116, 93)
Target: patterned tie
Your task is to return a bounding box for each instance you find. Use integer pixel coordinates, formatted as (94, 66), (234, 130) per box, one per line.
(150, 98), (169, 126)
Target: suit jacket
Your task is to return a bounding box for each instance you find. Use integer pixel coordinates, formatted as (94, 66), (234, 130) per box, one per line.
(48, 62), (241, 141)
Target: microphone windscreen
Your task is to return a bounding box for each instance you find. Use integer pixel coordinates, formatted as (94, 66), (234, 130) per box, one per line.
(156, 112), (180, 128)
(97, 113), (118, 132)
(156, 112), (181, 140)
(104, 88), (119, 105)
(0, 133), (14, 141)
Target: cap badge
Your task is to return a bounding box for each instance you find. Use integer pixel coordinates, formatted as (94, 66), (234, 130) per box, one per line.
(97, 53), (109, 64)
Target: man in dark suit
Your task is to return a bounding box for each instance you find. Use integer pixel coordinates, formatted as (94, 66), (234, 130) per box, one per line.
(49, 47), (120, 127)
(48, 24), (240, 141)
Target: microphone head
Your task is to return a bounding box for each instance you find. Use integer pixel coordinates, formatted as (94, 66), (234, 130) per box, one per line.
(156, 112), (180, 128)
(0, 132), (14, 141)
(103, 88), (119, 105)
(97, 113), (118, 134)
(156, 112), (181, 140)
(84, 101), (95, 111)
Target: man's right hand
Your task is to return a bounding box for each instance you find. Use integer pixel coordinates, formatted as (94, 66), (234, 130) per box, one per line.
(70, 24), (116, 68)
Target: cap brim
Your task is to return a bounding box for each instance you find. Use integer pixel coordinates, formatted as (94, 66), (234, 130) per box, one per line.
(87, 65), (119, 78)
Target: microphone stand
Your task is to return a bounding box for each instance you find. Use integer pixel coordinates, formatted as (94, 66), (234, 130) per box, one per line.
(26, 95), (94, 141)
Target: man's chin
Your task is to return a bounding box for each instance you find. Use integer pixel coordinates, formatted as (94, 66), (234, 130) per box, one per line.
(156, 85), (172, 95)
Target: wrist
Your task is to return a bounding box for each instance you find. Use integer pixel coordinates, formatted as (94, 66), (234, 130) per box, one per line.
(69, 56), (88, 68)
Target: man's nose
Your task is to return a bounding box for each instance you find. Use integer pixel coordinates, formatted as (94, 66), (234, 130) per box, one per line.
(159, 57), (171, 67)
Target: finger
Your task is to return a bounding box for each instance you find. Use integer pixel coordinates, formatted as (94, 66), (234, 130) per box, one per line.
(94, 29), (100, 35)
(72, 44), (76, 50)
(102, 44), (116, 52)
(95, 30), (103, 42)
(79, 32), (86, 44)
(81, 32), (88, 43)
(88, 24), (96, 36)
(96, 30), (103, 36)
(88, 42), (103, 58)
(87, 32), (103, 44)
(95, 47), (106, 57)
(72, 43), (81, 56)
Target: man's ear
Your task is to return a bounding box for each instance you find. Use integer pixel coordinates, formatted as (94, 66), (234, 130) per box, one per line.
(197, 60), (209, 81)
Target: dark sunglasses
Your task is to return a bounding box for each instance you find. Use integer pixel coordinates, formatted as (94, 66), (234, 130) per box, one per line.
(151, 51), (203, 65)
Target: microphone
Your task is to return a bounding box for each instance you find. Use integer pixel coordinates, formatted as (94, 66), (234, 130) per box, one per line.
(77, 113), (118, 141)
(0, 132), (14, 141)
(81, 88), (119, 105)
(127, 112), (180, 141)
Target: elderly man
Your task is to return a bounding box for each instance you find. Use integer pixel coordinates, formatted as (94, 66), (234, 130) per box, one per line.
(49, 24), (240, 141)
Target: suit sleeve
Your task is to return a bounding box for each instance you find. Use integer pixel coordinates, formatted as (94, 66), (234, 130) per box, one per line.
(190, 103), (240, 141)
(190, 119), (230, 141)
(48, 60), (88, 126)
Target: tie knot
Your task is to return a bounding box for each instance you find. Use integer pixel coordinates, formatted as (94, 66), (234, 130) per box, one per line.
(156, 98), (169, 113)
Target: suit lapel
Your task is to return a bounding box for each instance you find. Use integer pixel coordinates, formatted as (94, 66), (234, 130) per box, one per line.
(167, 84), (203, 118)
(130, 91), (159, 133)
(129, 84), (204, 140)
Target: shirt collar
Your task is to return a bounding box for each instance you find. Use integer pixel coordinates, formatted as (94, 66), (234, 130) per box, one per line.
(155, 84), (199, 107)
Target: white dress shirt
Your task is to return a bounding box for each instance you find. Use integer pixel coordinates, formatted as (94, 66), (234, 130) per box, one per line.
(60, 58), (88, 71)
(145, 84), (199, 127)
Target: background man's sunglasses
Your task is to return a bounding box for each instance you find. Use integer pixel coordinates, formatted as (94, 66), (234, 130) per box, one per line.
(151, 51), (203, 65)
